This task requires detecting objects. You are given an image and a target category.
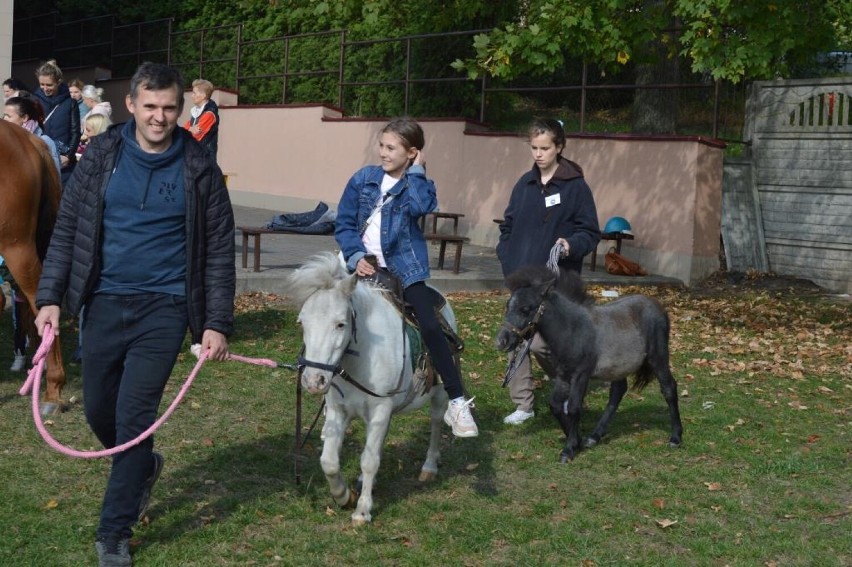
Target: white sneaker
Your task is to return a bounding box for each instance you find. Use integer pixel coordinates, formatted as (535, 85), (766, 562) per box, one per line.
(444, 397), (479, 438)
(503, 408), (535, 425)
(10, 353), (25, 372)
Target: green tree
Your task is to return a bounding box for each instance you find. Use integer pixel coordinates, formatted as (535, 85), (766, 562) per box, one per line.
(452, 0), (852, 83)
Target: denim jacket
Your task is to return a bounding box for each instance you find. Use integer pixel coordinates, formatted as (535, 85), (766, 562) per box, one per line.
(335, 164), (437, 288)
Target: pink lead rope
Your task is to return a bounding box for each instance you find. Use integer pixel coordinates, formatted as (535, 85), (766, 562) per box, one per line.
(19, 323), (279, 458)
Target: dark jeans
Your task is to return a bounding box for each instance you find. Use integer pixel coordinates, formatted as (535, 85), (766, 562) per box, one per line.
(403, 282), (464, 400)
(82, 293), (188, 538)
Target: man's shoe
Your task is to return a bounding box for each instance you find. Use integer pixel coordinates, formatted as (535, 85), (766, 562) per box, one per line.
(503, 408), (535, 425)
(137, 452), (164, 522)
(9, 351), (25, 372)
(444, 397), (479, 438)
(95, 534), (132, 567)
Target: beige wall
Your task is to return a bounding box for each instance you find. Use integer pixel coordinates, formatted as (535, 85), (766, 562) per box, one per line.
(1, 0), (12, 82)
(213, 102), (723, 284)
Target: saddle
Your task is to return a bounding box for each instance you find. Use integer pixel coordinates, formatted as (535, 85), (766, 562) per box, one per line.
(358, 257), (464, 394)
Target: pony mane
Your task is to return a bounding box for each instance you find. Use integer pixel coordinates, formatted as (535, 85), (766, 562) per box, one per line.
(505, 264), (592, 305)
(287, 251), (349, 306)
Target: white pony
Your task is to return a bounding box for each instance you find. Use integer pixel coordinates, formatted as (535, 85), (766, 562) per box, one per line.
(288, 252), (452, 525)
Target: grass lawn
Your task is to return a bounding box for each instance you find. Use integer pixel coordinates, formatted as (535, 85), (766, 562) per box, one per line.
(0, 283), (849, 566)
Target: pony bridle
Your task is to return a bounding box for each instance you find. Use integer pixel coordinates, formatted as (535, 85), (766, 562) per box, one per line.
(297, 305), (398, 399)
(500, 281), (555, 341)
(500, 301), (547, 341)
(298, 307), (358, 380)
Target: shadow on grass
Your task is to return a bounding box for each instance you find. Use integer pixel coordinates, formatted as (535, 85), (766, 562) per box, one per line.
(480, 387), (683, 461)
(141, 404), (499, 545)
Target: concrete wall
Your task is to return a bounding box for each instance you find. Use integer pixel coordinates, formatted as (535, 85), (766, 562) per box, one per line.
(1, 0), (12, 82)
(215, 103), (725, 285)
(744, 77), (852, 294)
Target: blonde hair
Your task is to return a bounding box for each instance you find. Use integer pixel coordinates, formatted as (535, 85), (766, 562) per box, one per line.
(82, 84), (104, 102)
(35, 59), (63, 82)
(85, 113), (111, 136)
(191, 79), (214, 98)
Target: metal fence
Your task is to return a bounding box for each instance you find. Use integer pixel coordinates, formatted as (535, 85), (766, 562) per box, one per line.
(12, 14), (746, 141)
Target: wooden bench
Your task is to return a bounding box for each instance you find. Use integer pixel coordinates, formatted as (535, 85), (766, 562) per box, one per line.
(419, 212), (469, 273)
(590, 231), (635, 271)
(237, 226), (284, 272)
(422, 233), (469, 274)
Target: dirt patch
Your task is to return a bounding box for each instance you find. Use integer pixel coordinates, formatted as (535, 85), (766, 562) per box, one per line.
(689, 270), (830, 298)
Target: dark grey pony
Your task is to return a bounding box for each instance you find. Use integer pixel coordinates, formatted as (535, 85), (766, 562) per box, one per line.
(495, 265), (683, 462)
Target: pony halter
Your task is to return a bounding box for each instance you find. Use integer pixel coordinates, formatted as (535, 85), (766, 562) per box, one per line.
(500, 300), (547, 341)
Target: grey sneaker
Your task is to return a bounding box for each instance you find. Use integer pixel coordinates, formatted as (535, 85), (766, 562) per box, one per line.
(9, 351), (25, 372)
(137, 452), (164, 522)
(95, 535), (132, 567)
(503, 408), (535, 425)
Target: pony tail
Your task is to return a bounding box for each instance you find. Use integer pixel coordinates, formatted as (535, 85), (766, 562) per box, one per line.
(632, 360), (655, 391)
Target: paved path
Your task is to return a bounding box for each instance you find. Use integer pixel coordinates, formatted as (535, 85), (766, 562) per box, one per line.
(232, 205), (682, 295)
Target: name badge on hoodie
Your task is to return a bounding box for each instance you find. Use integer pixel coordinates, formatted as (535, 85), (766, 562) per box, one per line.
(545, 193), (561, 207)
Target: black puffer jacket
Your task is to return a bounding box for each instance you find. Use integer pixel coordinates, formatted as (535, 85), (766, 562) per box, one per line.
(36, 124), (236, 341)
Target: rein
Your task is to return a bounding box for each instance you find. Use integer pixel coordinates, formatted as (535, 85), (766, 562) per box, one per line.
(20, 323), (280, 459)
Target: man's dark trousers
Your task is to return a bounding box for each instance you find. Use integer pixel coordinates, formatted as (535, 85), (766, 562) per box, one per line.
(82, 292), (189, 537)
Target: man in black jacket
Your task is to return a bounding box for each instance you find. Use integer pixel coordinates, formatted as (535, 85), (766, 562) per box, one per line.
(35, 62), (235, 567)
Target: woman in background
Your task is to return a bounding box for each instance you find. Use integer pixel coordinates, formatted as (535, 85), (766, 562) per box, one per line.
(33, 60), (80, 185)
(81, 84), (112, 122)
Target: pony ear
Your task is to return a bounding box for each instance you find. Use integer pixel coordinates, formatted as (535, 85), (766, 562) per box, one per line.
(534, 275), (556, 297)
(339, 272), (358, 297)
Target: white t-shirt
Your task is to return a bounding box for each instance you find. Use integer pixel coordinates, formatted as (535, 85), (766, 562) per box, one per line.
(361, 174), (399, 267)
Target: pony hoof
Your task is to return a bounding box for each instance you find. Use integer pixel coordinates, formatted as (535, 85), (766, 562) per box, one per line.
(668, 439), (681, 448)
(559, 451), (575, 463)
(351, 515), (370, 527)
(343, 488), (359, 509)
(40, 402), (64, 416)
(418, 470), (438, 482)
(583, 437), (598, 448)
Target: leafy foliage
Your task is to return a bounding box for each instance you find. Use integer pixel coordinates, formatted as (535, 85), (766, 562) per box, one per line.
(452, 0), (852, 83)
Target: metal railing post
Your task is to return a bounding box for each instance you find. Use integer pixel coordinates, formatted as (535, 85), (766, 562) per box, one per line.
(338, 30), (346, 109)
(580, 61), (587, 133)
(404, 37), (411, 115)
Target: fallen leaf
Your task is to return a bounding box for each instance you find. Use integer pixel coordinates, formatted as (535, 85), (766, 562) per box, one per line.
(652, 498), (665, 510)
(465, 463), (479, 471)
(656, 518), (678, 528)
(44, 499), (59, 510)
(705, 482), (722, 491)
(325, 506), (336, 516)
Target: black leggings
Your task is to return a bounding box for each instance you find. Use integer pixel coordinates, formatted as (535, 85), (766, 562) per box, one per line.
(403, 281), (464, 400)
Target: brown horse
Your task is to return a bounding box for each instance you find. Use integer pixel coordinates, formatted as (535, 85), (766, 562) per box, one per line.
(0, 120), (65, 414)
